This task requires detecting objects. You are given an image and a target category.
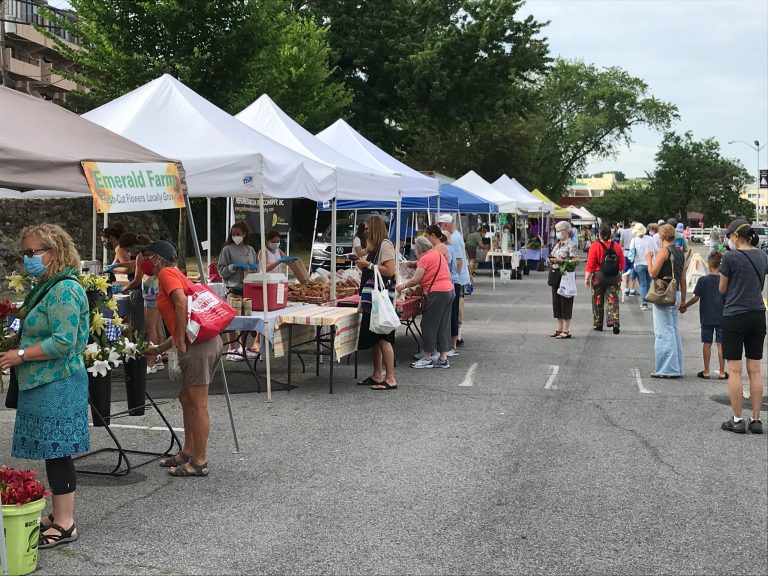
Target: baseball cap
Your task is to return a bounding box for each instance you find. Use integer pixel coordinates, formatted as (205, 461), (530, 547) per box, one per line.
(724, 219), (750, 237)
(136, 240), (177, 262)
(675, 223), (684, 232)
(657, 219), (665, 225)
(437, 214), (453, 224)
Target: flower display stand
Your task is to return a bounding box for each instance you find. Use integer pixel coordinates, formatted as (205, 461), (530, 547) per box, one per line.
(74, 367), (181, 477)
(1, 498), (45, 575)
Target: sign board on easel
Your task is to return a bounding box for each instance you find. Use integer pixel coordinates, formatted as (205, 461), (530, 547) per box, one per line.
(760, 169), (768, 189)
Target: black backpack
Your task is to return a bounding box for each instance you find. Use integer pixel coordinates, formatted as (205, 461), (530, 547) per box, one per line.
(598, 241), (620, 280)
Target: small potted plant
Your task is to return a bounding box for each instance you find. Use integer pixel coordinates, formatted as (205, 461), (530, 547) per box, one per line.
(0, 465), (50, 575)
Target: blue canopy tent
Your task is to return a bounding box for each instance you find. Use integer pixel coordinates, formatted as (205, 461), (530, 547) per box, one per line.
(440, 182), (499, 214)
(316, 192), (458, 213)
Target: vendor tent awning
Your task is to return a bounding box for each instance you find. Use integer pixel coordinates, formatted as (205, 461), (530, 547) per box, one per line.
(531, 189), (571, 219)
(236, 96), (400, 201)
(316, 119), (437, 198)
(439, 183), (499, 213)
(492, 175), (551, 213)
(317, 192), (457, 213)
(0, 85), (176, 198)
(82, 74), (338, 200)
(452, 171), (516, 212)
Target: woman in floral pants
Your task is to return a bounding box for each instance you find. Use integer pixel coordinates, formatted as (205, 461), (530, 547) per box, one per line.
(585, 225), (625, 334)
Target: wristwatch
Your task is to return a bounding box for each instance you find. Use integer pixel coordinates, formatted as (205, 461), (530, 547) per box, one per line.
(17, 349), (25, 362)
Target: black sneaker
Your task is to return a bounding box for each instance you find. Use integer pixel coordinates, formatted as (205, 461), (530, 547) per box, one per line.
(457, 339), (465, 347)
(613, 324), (620, 334)
(748, 419), (763, 434)
(721, 417), (747, 434)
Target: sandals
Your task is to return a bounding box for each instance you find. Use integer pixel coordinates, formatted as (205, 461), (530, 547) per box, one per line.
(39, 522), (78, 549)
(168, 460), (209, 477)
(371, 381), (397, 390)
(555, 332), (571, 339)
(696, 371), (710, 380)
(549, 330), (562, 338)
(719, 373), (729, 380)
(651, 373), (680, 379)
(159, 450), (190, 468)
(357, 376), (384, 386)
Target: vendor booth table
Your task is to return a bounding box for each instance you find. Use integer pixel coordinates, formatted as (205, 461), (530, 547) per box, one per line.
(273, 306), (362, 395)
(485, 250), (522, 288)
(520, 247), (550, 269)
(332, 294), (423, 350)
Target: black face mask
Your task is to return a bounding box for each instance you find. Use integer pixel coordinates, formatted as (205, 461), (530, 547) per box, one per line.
(104, 241), (114, 250)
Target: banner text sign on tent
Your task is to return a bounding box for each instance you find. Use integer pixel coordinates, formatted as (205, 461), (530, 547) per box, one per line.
(234, 197), (292, 234)
(81, 161), (185, 213)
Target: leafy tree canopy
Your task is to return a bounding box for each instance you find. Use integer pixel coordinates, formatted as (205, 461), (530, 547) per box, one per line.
(42, 0), (350, 130)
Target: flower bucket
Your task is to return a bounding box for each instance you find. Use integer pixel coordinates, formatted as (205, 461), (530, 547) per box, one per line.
(2, 498), (45, 575)
(88, 372), (111, 427)
(124, 357), (147, 416)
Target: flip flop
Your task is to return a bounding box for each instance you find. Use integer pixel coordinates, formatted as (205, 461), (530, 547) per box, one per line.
(372, 381), (397, 390)
(719, 373), (729, 380)
(696, 371), (710, 380)
(556, 332), (571, 339)
(357, 376), (383, 386)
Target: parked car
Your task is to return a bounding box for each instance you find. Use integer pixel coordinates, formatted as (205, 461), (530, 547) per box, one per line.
(751, 225), (767, 246)
(310, 212), (390, 271)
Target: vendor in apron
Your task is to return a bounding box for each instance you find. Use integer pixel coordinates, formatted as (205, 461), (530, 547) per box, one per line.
(259, 229), (297, 273)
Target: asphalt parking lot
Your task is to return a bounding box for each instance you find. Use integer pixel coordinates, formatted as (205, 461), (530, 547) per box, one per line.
(1, 258), (766, 575)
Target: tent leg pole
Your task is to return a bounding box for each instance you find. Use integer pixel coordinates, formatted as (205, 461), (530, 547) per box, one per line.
(206, 197), (212, 273)
(218, 359), (240, 453)
(258, 194), (273, 402)
(309, 208), (319, 272)
(103, 212), (109, 264)
(330, 199), (337, 302)
(395, 198), (402, 293)
(91, 203), (97, 261)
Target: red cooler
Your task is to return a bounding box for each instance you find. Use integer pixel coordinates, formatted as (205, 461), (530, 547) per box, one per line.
(243, 273), (288, 311)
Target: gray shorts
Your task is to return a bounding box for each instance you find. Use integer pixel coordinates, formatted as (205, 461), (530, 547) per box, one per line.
(179, 336), (224, 387)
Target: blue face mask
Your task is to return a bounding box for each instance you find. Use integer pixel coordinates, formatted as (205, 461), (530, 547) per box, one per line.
(24, 252), (50, 278)
(555, 231), (564, 240)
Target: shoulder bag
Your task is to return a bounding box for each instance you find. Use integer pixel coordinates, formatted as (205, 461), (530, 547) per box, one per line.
(5, 275), (79, 409)
(422, 254), (443, 311)
(646, 248), (677, 306)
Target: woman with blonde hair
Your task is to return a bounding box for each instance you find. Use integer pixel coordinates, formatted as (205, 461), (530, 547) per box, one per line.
(646, 224), (686, 378)
(355, 216), (397, 390)
(0, 224), (90, 548)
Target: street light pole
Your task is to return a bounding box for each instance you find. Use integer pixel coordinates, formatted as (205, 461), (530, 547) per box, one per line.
(728, 139), (767, 225)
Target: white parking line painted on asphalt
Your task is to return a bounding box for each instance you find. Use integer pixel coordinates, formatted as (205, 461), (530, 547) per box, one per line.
(460, 362), (478, 387)
(544, 365), (559, 390)
(632, 369), (654, 394)
(89, 423), (184, 432)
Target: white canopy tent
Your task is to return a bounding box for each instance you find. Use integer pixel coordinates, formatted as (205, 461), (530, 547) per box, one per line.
(452, 171), (517, 213)
(492, 174), (551, 213)
(315, 118), (438, 198)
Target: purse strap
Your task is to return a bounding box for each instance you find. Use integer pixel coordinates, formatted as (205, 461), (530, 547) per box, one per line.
(426, 254), (442, 294)
(735, 249), (765, 288)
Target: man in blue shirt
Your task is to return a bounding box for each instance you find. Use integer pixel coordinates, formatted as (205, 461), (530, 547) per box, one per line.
(438, 214), (469, 354)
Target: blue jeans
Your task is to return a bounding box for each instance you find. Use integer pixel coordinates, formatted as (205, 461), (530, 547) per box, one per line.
(634, 264), (650, 305)
(652, 293), (684, 376)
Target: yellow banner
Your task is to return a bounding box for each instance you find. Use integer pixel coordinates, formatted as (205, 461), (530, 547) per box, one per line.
(82, 161), (185, 214)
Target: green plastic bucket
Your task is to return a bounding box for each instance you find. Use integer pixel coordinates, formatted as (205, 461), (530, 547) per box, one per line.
(2, 499), (46, 576)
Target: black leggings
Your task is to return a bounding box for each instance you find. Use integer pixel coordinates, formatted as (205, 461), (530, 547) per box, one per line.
(46, 456), (77, 496)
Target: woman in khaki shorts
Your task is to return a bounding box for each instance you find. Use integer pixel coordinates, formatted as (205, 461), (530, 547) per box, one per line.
(139, 240), (223, 477)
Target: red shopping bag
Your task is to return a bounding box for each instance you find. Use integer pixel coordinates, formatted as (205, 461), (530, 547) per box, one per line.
(184, 282), (236, 344)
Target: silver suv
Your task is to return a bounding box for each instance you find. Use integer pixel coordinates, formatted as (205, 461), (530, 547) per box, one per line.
(310, 213), (390, 271)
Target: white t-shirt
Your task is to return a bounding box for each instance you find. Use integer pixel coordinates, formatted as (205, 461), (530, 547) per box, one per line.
(630, 235), (657, 264)
(620, 227), (633, 250)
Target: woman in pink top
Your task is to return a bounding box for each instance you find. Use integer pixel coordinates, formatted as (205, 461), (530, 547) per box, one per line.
(396, 236), (455, 369)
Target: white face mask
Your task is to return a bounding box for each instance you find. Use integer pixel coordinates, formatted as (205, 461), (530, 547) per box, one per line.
(728, 239), (736, 251)
(232, 235), (244, 245)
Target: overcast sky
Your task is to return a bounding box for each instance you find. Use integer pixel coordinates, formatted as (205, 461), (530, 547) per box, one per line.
(523, 0), (768, 180)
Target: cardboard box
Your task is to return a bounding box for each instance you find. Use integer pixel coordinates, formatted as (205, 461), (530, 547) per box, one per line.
(289, 258), (309, 284)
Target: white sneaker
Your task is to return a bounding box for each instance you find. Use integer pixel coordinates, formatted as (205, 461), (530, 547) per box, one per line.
(154, 363), (164, 371)
(246, 348), (260, 359)
(412, 352), (438, 361)
(410, 358), (434, 369)
(146, 365), (157, 375)
(225, 352), (244, 362)
(446, 349), (459, 357)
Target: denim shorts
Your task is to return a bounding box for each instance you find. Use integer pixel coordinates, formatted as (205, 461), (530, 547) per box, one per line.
(700, 324), (723, 344)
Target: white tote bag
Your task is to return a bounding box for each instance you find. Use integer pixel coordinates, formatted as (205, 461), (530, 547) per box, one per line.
(557, 271), (577, 298)
(369, 265), (400, 334)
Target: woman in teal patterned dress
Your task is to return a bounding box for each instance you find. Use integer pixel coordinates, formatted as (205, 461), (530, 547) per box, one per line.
(0, 224), (90, 549)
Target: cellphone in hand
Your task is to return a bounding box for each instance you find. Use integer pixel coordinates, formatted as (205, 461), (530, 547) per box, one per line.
(348, 254), (361, 261)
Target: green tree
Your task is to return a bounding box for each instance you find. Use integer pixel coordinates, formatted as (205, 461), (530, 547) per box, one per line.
(41, 0), (350, 129)
(651, 131), (752, 225)
(527, 59), (678, 198)
(296, 0), (550, 180)
(589, 180), (660, 225)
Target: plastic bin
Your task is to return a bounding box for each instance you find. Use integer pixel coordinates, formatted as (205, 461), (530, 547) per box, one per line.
(243, 273), (288, 311)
